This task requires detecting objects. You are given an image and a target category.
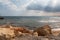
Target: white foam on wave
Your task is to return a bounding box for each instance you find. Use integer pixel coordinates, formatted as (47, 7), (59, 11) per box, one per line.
(52, 28), (60, 31)
(38, 20), (60, 23)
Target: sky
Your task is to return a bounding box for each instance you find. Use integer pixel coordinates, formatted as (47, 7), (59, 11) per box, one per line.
(0, 0), (60, 16)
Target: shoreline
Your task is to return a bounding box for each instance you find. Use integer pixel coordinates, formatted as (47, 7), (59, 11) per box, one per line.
(0, 24), (60, 40)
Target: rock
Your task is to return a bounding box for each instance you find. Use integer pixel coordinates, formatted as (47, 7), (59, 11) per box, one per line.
(40, 38), (49, 40)
(0, 35), (7, 40)
(0, 24), (13, 28)
(50, 39), (55, 40)
(33, 32), (38, 36)
(33, 25), (52, 36)
(52, 30), (60, 36)
(13, 34), (38, 40)
(0, 28), (15, 38)
(0, 25), (59, 40)
(12, 27), (33, 35)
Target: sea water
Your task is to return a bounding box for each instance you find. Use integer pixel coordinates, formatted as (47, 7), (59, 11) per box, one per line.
(0, 16), (60, 29)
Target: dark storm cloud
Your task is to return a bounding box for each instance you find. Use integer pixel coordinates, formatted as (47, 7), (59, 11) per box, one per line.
(44, 5), (60, 12)
(27, 3), (44, 10)
(53, 5), (60, 12)
(27, 3), (60, 12)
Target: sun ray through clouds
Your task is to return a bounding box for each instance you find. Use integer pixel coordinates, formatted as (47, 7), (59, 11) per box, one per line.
(17, 0), (35, 15)
(18, 0), (34, 10)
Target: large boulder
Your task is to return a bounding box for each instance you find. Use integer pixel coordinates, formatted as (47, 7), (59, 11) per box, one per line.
(33, 25), (52, 36)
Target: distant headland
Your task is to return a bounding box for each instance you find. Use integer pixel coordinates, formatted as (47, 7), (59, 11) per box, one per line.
(0, 16), (4, 19)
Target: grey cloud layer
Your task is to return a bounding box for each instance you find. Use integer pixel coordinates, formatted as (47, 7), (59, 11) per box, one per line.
(0, 0), (60, 16)
(27, 0), (60, 12)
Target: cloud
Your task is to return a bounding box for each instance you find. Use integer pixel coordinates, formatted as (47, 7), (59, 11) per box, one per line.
(27, 3), (43, 10)
(23, 10), (60, 16)
(11, 0), (30, 6)
(0, 0), (18, 10)
(0, 0), (60, 16)
(27, 0), (60, 12)
(44, 5), (60, 12)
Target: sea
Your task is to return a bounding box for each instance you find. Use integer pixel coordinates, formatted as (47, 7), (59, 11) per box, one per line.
(0, 16), (60, 29)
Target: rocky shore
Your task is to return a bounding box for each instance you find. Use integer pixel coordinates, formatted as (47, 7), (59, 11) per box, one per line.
(0, 24), (60, 40)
